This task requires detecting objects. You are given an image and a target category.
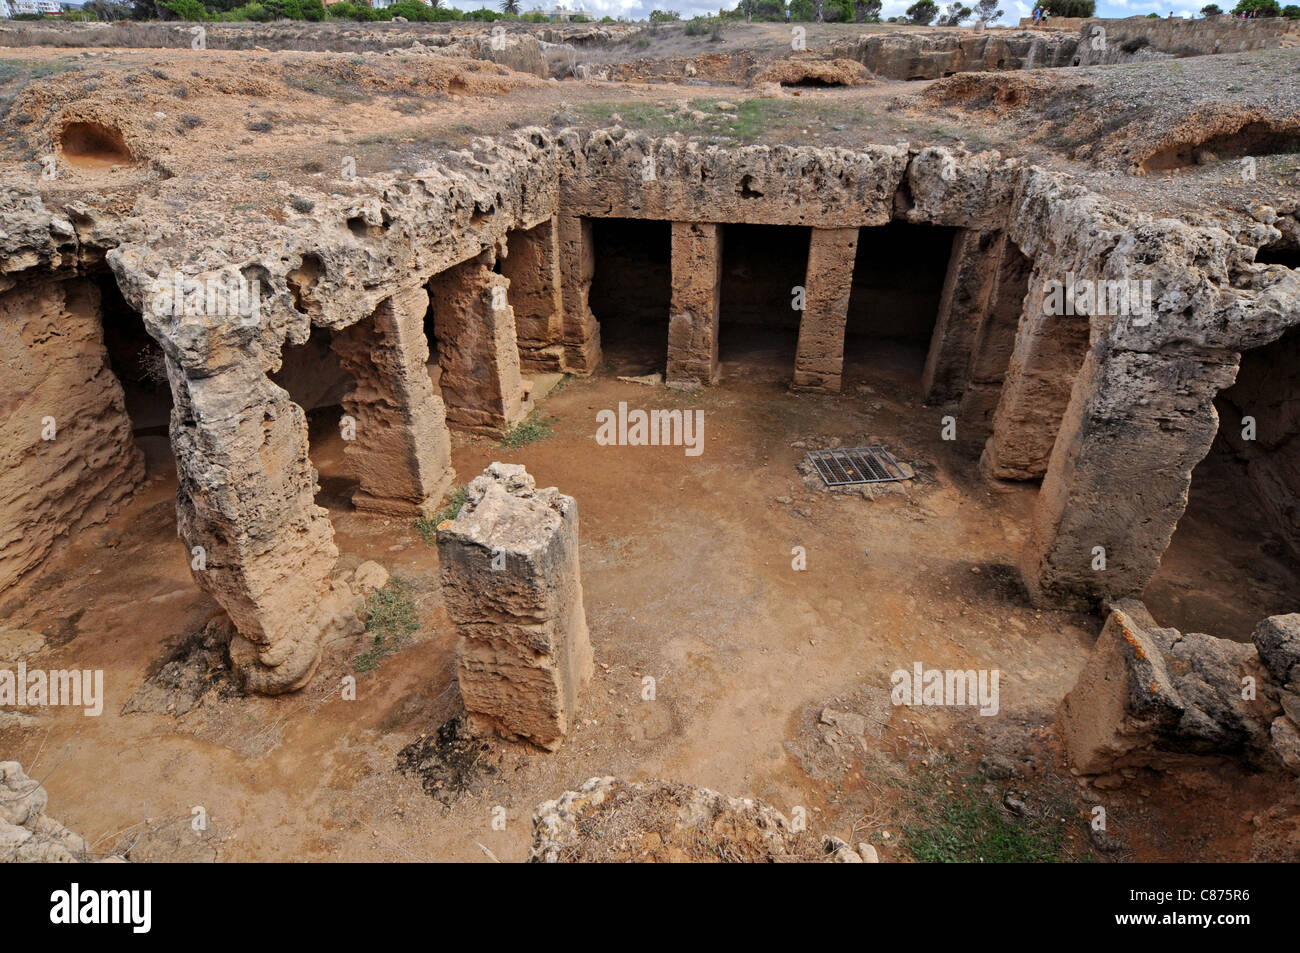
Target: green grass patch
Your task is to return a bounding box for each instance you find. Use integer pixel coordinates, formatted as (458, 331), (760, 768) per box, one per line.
(501, 414), (553, 449)
(899, 766), (1071, 863)
(354, 578), (419, 672)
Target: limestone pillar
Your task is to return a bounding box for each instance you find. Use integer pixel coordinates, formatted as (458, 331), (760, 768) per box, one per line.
(666, 222), (724, 385)
(427, 254), (533, 435)
(169, 346), (354, 694)
(983, 262), (1092, 480)
(793, 227), (859, 394)
(557, 214), (601, 375)
(1020, 347), (1238, 608)
(437, 463), (593, 751)
(331, 285), (454, 518)
(920, 230), (1001, 403)
(502, 217), (566, 374)
(957, 236), (1034, 440)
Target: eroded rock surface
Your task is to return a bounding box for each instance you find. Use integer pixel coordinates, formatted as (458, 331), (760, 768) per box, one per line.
(530, 776), (867, 863)
(437, 463), (592, 750)
(1060, 601), (1300, 779)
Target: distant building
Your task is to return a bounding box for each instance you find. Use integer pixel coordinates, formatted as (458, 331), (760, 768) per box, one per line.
(1, 0), (64, 13)
(526, 5), (590, 20)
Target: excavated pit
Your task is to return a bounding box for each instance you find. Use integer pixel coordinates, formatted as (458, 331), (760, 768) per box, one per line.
(4, 29), (1300, 862)
(57, 120), (134, 169)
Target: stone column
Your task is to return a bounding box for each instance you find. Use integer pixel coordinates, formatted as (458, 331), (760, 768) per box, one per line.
(0, 278), (144, 593)
(427, 253), (533, 435)
(1020, 347), (1238, 608)
(557, 214), (601, 375)
(793, 227), (859, 394)
(957, 237), (1034, 440)
(437, 463), (593, 751)
(920, 230), (1001, 403)
(169, 348), (357, 695)
(983, 262), (1092, 480)
(502, 217), (566, 374)
(331, 285), (454, 518)
(666, 222), (723, 386)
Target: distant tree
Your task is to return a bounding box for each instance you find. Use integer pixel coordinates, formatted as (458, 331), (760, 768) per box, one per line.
(1042, 0), (1095, 14)
(1199, 2), (1222, 11)
(159, 0), (209, 19)
(936, 0), (971, 22)
(1283, 3), (1300, 15)
(905, 0), (938, 22)
(973, 0), (1002, 20)
(1232, 0), (1280, 12)
(83, 0), (135, 18)
(500, 0), (520, 12)
(788, 0), (813, 17)
(649, 8), (681, 19)
(854, 0), (882, 18)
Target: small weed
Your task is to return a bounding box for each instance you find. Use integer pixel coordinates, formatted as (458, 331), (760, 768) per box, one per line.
(501, 415), (553, 449)
(413, 486), (468, 546)
(290, 197), (316, 214)
(247, 120), (273, 133)
(354, 579), (419, 672)
(899, 765), (1073, 863)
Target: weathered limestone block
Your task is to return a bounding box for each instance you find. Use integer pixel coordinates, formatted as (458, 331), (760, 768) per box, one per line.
(559, 131), (908, 228)
(502, 217), (567, 374)
(1059, 601), (1277, 776)
(557, 214), (601, 375)
(1022, 348), (1237, 608)
(331, 286), (454, 518)
(530, 776), (865, 863)
(921, 229), (1001, 403)
(983, 262), (1092, 480)
(666, 222), (723, 386)
(957, 236), (1033, 437)
(1, 761), (98, 863)
(793, 227), (859, 394)
(427, 254), (533, 435)
(832, 31), (1080, 81)
(436, 463), (593, 751)
(0, 278), (145, 594)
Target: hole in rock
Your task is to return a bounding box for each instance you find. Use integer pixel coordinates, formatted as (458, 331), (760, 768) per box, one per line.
(843, 222), (957, 393)
(589, 218), (672, 376)
(719, 223), (809, 382)
(59, 121), (134, 169)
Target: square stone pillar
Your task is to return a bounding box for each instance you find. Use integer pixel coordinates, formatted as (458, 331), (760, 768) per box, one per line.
(666, 222), (724, 386)
(957, 236), (1033, 440)
(331, 285), (454, 518)
(1020, 348), (1237, 608)
(437, 463), (593, 751)
(921, 229), (1001, 403)
(502, 217), (566, 374)
(793, 227), (859, 394)
(983, 262), (1093, 480)
(557, 214), (601, 376)
(427, 254), (533, 436)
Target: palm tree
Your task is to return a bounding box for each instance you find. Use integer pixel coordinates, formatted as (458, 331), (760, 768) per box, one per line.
(500, 0), (520, 12)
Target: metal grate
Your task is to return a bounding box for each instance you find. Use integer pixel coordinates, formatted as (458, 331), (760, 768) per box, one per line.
(806, 446), (909, 487)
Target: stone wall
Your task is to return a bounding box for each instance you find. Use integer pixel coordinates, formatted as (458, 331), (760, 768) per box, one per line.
(0, 277), (144, 593)
(831, 30), (1080, 80)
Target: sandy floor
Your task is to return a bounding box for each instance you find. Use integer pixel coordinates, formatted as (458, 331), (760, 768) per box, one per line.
(13, 329), (1260, 862)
